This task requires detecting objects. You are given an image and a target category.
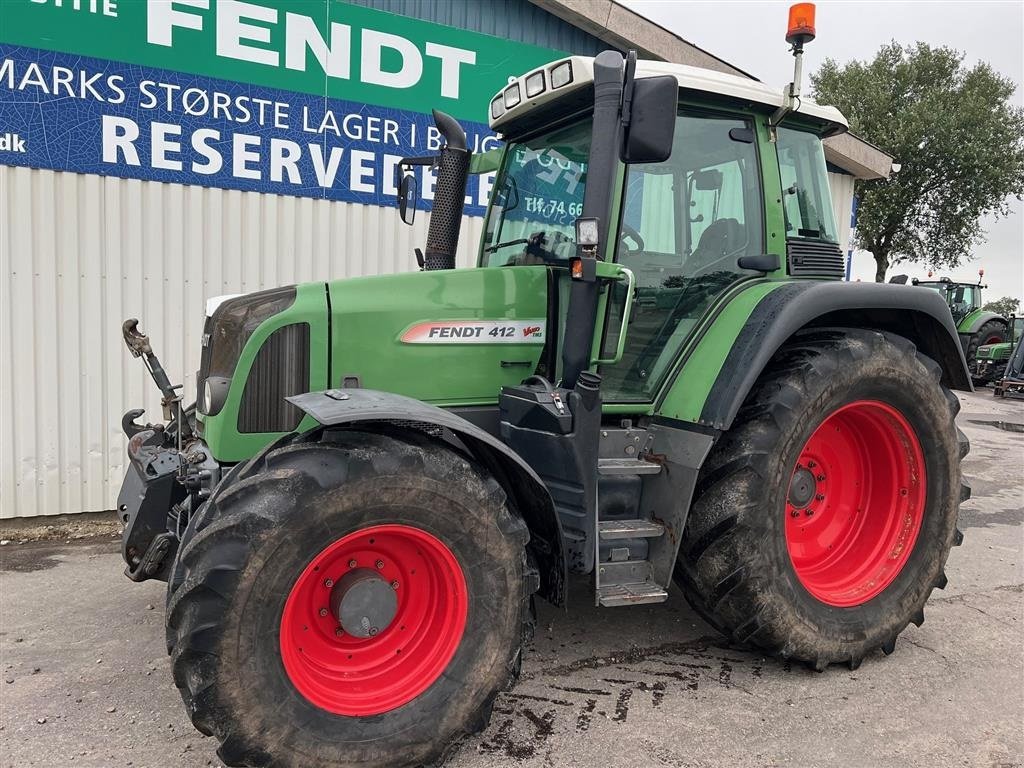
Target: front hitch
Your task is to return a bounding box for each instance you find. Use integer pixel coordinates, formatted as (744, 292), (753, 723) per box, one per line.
(122, 318), (190, 440)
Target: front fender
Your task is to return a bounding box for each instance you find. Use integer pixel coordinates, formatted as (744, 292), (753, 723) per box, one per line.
(660, 281), (972, 431)
(288, 388), (566, 606)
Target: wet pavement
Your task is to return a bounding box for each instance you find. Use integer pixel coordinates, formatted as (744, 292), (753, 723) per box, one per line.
(1, 390), (1021, 768)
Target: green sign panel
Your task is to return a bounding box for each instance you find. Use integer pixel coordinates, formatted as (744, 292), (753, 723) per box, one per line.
(1, 0), (565, 122)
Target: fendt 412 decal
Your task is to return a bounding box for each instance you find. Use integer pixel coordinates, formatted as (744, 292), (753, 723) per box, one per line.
(400, 320), (546, 344)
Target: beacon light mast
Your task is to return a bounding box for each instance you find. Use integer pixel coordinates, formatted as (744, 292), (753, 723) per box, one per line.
(770, 2), (817, 136)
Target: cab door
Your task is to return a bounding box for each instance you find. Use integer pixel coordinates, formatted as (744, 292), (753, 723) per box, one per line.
(600, 108), (767, 403)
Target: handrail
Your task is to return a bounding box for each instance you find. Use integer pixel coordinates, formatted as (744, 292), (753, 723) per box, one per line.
(592, 266), (635, 366)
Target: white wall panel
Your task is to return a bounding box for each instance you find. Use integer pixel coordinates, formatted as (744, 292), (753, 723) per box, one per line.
(828, 171), (856, 260)
(0, 166), (483, 518)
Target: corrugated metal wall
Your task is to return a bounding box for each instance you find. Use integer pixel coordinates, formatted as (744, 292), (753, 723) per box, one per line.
(0, 166), (483, 518)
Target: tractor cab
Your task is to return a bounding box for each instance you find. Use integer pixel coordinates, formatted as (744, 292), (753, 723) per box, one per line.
(913, 276), (985, 324)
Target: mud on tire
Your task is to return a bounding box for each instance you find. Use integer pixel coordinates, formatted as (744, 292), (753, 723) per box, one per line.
(675, 329), (968, 670)
(166, 429), (536, 768)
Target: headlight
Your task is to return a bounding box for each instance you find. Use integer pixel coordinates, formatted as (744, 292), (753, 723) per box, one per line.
(202, 379), (213, 414)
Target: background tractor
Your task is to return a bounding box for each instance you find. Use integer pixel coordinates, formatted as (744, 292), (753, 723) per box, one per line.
(116, 7), (972, 767)
(973, 315), (1022, 387)
(907, 272), (1009, 377)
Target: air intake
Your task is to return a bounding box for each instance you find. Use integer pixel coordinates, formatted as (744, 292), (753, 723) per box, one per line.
(238, 323), (310, 433)
(787, 239), (845, 278)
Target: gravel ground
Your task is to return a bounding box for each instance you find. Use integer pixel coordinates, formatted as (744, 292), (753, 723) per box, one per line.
(1, 389), (1021, 768)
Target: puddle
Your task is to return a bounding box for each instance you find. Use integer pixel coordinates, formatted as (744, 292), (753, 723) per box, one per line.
(967, 419), (1024, 433)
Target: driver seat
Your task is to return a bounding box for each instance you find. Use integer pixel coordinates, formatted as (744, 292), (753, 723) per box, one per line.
(690, 218), (745, 267)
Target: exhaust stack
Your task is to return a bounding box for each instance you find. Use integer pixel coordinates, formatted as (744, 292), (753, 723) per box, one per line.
(424, 110), (470, 270)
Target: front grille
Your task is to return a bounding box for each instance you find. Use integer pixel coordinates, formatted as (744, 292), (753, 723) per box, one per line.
(238, 323), (310, 433)
(787, 239), (845, 278)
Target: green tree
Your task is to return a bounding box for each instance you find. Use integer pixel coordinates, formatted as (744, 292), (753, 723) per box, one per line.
(983, 296), (1021, 317)
(811, 43), (1024, 282)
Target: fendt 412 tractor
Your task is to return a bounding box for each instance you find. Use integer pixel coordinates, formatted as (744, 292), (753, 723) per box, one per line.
(117, 7), (972, 767)
(905, 272), (1008, 375)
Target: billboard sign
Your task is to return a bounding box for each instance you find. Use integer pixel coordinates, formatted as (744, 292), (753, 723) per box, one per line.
(0, 0), (567, 214)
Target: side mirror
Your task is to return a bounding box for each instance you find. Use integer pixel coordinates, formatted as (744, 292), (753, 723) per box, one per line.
(398, 173), (418, 225)
(621, 75), (677, 164)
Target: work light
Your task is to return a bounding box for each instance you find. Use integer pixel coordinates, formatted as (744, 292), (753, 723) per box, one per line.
(525, 71), (545, 98)
(503, 83), (521, 109)
(550, 61), (573, 89)
(490, 95), (505, 120)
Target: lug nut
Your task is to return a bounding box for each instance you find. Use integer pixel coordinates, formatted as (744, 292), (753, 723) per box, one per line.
(806, 509), (814, 517)
(375, 560), (385, 569)
(815, 494), (825, 501)
(808, 461), (816, 468)
(368, 627), (378, 637)
(817, 474), (826, 482)
(318, 607), (328, 617)
(348, 559), (357, 568)
(791, 509), (801, 518)
(335, 628), (344, 637)
(391, 581), (400, 590)
(324, 578), (334, 588)
(900, 488), (908, 496)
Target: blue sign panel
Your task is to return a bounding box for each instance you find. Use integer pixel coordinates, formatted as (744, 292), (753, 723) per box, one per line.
(0, 44), (500, 214)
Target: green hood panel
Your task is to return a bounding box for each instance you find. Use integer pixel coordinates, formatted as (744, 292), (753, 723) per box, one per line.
(328, 266), (550, 405)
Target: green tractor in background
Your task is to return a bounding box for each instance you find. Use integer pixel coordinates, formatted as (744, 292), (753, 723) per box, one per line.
(908, 272), (1009, 380)
(973, 315), (1022, 388)
(116, 9), (973, 768)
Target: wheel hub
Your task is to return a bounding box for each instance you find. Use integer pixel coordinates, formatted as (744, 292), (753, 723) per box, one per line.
(788, 466), (817, 508)
(330, 569), (398, 638)
(279, 524), (469, 716)
(784, 400), (927, 608)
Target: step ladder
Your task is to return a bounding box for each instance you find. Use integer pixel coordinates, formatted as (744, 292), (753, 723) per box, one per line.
(595, 457), (669, 607)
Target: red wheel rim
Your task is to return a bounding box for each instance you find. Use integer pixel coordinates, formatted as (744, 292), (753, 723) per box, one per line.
(784, 400), (926, 607)
(280, 524), (468, 716)
(985, 335), (1003, 345)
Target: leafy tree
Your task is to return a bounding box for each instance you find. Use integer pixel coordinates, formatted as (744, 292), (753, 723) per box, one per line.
(983, 296), (1021, 317)
(811, 43), (1024, 282)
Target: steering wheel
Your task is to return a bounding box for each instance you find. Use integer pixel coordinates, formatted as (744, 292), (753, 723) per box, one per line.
(618, 223), (645, 253)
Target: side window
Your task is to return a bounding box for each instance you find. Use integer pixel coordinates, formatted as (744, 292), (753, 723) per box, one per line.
(603, 111), (763, 402)
(776, 127), (839, 242)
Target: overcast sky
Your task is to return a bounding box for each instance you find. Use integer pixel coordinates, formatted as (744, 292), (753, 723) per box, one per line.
(622, 0), (1024, 304)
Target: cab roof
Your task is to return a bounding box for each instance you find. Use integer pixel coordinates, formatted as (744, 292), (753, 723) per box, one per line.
(489, 55), (849, 137)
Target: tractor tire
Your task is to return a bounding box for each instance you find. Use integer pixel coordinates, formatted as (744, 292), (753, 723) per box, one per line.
(966, 320), (1007, 383)
(675, 329), (968, 671)
(165, 429), (536, 768)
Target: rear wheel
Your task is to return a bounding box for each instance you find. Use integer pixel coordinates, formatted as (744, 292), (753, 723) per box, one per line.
(166, 430), (534, 767)
(676, 329), (968, 670)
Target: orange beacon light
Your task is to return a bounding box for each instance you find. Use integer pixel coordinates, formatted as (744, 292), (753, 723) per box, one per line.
(786, 3), (817, 46)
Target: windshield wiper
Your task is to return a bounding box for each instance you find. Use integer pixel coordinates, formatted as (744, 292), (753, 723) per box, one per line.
(483, 238), (530, 254)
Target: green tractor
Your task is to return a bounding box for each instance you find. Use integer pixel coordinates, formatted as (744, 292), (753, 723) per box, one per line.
(909, 274), (1008, 377)
(973, 315), (1023, 387)
(117, 17), (972, 768)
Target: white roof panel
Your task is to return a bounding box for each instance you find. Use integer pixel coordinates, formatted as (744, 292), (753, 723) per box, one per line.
(489, 55), (848, 133)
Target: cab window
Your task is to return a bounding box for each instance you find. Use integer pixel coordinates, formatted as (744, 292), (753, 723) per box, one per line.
(602, 110), (763, 402)
(776, 127), (838, 242)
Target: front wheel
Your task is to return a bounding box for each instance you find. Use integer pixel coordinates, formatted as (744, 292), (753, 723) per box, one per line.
(676, 329), (968, 670)
(166, 430), (534, 767)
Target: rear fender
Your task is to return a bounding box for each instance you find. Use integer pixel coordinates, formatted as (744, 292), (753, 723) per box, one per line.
(288, 389), (566, 606)
(675, 282), (973, 431)
(959, 309), (1007, 336)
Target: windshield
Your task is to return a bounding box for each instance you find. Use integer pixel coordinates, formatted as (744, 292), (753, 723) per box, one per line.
(481, 120), (590, 267)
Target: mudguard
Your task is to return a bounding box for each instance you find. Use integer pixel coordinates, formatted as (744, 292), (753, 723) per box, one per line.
(288, 388), (566, 605)
(958, 309), (1006, 336)
(695, 281), (973, 431)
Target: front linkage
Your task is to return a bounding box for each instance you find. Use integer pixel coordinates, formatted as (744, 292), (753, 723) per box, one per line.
(117, 320), (220, 581)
